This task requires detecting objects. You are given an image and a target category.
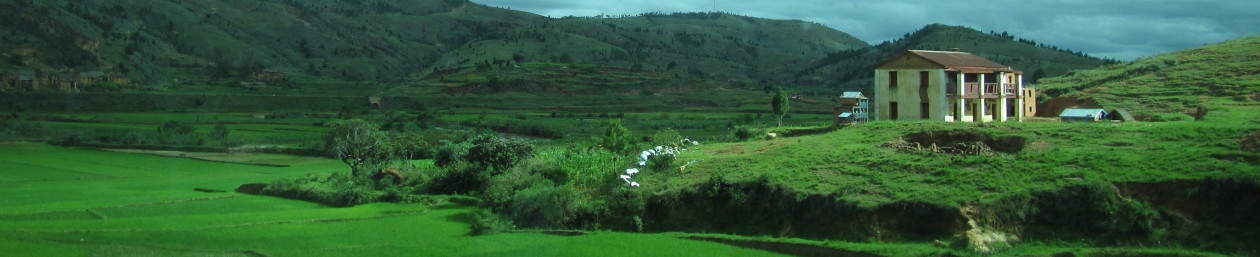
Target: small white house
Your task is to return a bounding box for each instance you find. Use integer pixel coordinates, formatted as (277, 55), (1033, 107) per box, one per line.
(1059, 108), (1108, 123)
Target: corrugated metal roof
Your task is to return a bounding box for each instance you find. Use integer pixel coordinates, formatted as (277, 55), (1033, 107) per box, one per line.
(876, 50), (1019, 73)
(1059, 108), (1107, 118)
(841, 91), (866, 99)
(838, 112), (853, 118)
(908, 50), (1015, 72)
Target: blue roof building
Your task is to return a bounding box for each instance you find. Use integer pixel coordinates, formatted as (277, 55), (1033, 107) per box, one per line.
(1059, 108), (1108, 123)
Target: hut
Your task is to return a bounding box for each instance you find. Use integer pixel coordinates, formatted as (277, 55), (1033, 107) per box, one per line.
(1059, 108), (1108, 123)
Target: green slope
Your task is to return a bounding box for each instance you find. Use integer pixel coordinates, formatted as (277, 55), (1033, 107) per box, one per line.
(1038, 35), (1260, 118)
(800, 24), (1109, 93)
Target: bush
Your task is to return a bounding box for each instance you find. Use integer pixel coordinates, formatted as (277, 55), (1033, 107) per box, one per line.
(601, 120), (633, 153)
(469, 209), (513, 236)
(1243, 130), (1260, 153)
(424, 162), (491, 195)
(262, 173), (387, 207)
(464, 134), (534, 172)
(651, 128), (683, 146)
(434, 141), (471, 168)
(509, 184), (581, 228)
(733, 126), (761, 141)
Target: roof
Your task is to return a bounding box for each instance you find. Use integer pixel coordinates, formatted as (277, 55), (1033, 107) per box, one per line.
(1059, 108), (1108, 118)
(838, 112), (853, 118)
(876, 50), (1019, 73)
(841, 92), (867, 99)
(1112, 109), (1136, 122)
(79, 71), (105, 78)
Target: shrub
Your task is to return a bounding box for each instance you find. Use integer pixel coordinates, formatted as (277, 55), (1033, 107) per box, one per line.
(424, 162), (491, 195)
(509, 184), (580, 228)
(433, 141), (470, 168)
(733, 126), (761, 141)
(262, 173), (387, 207)
(651, 128), (683, 146)
(469, 209), (513, 236)
(601, 120), (633, 153)
(464, 134), (534, 172)
(1243, 130), (1260, 153)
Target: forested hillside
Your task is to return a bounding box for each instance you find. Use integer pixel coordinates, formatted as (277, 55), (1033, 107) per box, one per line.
(798, 24), (1112, 92)
(1, 0), (1104, 94)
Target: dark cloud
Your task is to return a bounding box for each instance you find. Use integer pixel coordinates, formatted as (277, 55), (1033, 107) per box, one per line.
(474, 0), (1260, 60)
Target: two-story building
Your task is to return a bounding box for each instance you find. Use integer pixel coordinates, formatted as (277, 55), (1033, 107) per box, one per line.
(873, 50), (1029, 122)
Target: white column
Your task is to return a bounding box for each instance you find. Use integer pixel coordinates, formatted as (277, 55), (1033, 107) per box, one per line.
(977, 73), (986, 122)
(873, 70), (881, 121)
(956, 72), (966, 122)
(1017, 73), (1025, 122)
(997, 72), (1008, 122)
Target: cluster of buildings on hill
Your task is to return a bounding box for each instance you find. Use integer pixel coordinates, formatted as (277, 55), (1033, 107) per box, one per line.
(835, 49), (1117, 124)
(1, 70), (130, 92)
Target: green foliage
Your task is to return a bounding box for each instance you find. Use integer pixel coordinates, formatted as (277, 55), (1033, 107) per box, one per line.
(434, 141), (471, 168)
(263, 173), (387, 207)
(157, 121), (203, 145)
(468, 209), (513, 236)
(1243, 130), (1260, 152)
(601, 120), (633, 153)
(324, 119), (392, 176)
(732, 125), (762, 141)
(464, 134), (535, 172)
(650, 128), (684, 146)
(390, 133), (432, 164)
(508, 183), (582, 228)
(535, 147), (622, 190)
(210, 124), (230, 145)
(771, 87), (789, 127)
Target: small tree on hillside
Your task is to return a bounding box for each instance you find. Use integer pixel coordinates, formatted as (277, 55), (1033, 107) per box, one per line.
(325, 119), (392, 176)
(391, 133), (431, 169)
(771, 87), (790, 127)
(211, 124), (230, 146)
(601, 120), (632, 153)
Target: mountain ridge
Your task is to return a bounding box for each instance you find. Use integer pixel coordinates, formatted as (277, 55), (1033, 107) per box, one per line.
(1, 0), (1107, 95)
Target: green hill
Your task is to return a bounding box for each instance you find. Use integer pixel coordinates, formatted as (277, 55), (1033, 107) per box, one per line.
(799, 24), (1111, 92)
(0, 0), (543, 84)
(1, 1), (1106, 97)
(1037, 35), (1260, 118)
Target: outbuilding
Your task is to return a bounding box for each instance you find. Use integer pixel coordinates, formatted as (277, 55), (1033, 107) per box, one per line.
(1059, 108), (1108, 123)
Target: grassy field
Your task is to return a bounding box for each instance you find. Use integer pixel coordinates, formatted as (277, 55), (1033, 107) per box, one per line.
(0, 143), (816, 257)
(644, 102), (1260, 207)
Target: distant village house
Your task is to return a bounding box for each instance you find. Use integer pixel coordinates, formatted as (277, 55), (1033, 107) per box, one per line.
(873, 49), (1033, 122)
(1059, 108), (1108, 123)
(834, 91), (869, 125)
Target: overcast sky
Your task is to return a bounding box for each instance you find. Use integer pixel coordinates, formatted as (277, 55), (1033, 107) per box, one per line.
(472, 0), (1260, 60)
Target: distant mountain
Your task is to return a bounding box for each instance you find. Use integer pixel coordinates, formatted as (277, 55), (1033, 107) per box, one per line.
(0, 1), (1106, 96)
(1037, 35), (1260, 117)
(0, 0), (543, 83)
(798, 24), (1111, 92)
(432, 12), (870, 86)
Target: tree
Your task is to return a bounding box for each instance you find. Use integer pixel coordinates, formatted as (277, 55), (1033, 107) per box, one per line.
(211, 124), (230, 145)
(391, 133), (430, 168)
(325, 119), (392, 176)
(464, 134), (534, 172)
(771, 87), (789, 126)
(601, 120), (632, 153)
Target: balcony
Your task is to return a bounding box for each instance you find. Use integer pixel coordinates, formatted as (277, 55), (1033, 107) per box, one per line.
(949, 83), (1018, 99)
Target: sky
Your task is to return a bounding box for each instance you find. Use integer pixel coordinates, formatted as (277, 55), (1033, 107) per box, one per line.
(472, 0), (1260, 60)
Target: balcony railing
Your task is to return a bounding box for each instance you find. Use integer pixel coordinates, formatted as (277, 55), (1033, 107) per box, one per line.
(951, 83), (1018, 99)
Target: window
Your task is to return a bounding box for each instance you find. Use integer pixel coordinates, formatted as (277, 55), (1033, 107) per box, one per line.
(888, 71), (898, 88)
(920, 71), (929, 88)
(889, 102), (899, 120)
(921, 102), (930, 119)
